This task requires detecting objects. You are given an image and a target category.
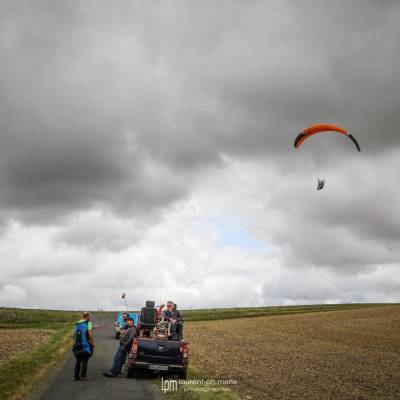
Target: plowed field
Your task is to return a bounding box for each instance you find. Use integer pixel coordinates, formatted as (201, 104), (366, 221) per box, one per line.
(0, 329), (54, 365)
(186, 306), (400, 399)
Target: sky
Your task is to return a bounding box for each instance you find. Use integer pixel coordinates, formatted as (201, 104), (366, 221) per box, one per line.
(0, 0), (399, 310)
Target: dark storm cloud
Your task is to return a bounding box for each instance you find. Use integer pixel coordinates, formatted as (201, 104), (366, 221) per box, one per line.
(0, 1), (195, 222)
(146, 0), (400, 158)
(1, 0), (400, 224)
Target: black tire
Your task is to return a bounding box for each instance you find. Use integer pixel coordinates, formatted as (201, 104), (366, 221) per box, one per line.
(177, 368), (187, 380)
(127, 368), (137, 379)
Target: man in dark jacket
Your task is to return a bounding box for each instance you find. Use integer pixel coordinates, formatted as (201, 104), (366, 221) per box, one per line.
(162, 301), (184, 340)
(121, 312), (130, 330)
(103, 317), (137, 377)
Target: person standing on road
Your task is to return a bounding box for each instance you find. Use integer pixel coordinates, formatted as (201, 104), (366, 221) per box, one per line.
(103, 316), (137, 377)
(72, 311), (94, 381)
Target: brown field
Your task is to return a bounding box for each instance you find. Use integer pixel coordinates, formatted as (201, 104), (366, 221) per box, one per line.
(0, 329), (54, 366)
(185, 306), (400, 400)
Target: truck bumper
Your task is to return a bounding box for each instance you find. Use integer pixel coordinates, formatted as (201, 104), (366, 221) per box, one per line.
(129, 360), (187, 373)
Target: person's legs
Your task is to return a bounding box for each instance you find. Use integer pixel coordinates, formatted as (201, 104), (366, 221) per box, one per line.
(110, 345), (127, 375)
(176, 322), (184, 340)
(169, 323), (177, 340)
(115, 346), (128, 374)
(80, 355), (89, 378)
(74, 355), (82, 380)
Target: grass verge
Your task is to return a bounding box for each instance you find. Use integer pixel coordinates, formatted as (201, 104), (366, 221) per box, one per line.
(0, 324), (73, 400)
(0, 308), (80, 400)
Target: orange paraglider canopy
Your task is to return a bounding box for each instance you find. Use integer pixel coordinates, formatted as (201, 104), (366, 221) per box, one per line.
(294, 124), (360, 151)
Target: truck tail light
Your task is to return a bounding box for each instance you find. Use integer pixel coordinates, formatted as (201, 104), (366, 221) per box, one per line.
(131, 338), (139, 355)
(181, 341), (189, 358)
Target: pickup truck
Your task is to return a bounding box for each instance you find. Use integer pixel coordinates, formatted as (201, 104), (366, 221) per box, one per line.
(127, 337), (189, 379)
(126, 300), (189, 379)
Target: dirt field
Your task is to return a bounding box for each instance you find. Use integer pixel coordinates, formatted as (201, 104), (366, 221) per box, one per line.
(185, 306), (400, 400)
(0, 329), (54, 365)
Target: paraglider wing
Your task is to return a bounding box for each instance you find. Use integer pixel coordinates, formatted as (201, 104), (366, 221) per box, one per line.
(294, 124), (361, 152)
(347, 133), (361, 152)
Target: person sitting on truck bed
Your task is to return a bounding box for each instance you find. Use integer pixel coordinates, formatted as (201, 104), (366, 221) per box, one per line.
(103, 317), (137, 377)
(162, 301), (184, 341)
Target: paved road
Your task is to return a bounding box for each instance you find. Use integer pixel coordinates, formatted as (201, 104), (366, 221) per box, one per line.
(27, 314), (164, 400)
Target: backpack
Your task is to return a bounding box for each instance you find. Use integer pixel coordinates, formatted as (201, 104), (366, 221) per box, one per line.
(72, 321), (91, 356)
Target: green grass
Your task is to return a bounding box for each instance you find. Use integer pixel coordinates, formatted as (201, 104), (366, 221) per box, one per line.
(0, 308), (81, 400)
(0, 307), (80, 329)
(181, 303), (398, 322)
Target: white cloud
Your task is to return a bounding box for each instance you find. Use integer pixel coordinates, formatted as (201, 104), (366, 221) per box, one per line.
(0, 284), (27, 306)
(1, 155), (397, 310)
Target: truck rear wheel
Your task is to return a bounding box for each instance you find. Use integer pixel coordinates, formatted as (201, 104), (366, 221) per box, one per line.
(177, 368), (187, 380)
(127, 368), (137, 379)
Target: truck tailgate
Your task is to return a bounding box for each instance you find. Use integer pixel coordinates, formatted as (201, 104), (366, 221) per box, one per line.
(136, 338), (183, 364)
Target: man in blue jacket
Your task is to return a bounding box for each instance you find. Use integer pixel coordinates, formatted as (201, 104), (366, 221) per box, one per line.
(72, 312), (94, 381)
(163, 301), (184, 341)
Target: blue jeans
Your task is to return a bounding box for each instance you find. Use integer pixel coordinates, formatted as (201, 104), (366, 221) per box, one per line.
(111, 344), (128, 375)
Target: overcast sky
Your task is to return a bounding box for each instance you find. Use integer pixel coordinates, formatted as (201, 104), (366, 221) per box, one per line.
(1, 0), (399, 310)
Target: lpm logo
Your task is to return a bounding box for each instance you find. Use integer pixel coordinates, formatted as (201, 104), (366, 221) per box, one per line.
(161, 377), (178, 393)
